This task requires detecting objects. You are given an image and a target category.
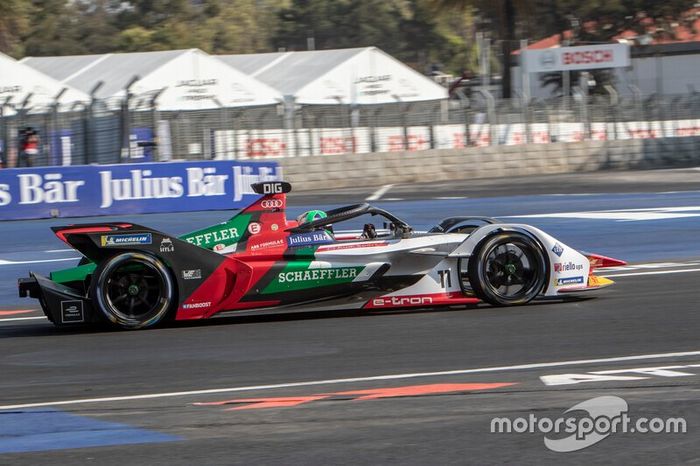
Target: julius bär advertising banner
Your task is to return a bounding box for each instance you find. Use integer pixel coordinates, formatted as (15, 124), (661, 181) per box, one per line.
(0, 160), (281, 220)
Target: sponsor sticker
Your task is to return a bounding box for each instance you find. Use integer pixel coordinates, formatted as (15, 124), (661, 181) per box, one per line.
(60, 300), (84, 323)
(287, 231), (334, 248)
(554, 261), (583, 272)
(317, 241), (388, 252)
(371, 296), (434, 307)
(249, 239), (286, 251)
(260, 199), (283, 209)
(160, 237), (174, 253)
(277, 267), (360, 284)
(182, 269), (202, 280)
(101, 233), (152, 247)
(248, 222), (261, 235)
(557, 276), (585, 286)
(552, 243), (564, 257)
(185, 227), (239, 247)
(258, 182), (285, 195)
(182, 302), (211, 310)
(271, 223), (279, 231)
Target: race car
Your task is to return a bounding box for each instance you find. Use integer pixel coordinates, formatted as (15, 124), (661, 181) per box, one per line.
(18, 181), (625, 329)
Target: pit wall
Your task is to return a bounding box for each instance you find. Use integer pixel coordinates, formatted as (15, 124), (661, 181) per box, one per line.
(280, 136), (700, 191)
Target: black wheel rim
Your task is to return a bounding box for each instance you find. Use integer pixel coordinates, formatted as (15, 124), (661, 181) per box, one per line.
(104, 260), (164, 320)
(483, 240), (542, 300)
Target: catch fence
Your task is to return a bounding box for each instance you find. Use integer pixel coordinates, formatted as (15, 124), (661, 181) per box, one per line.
(1, 92), (699, 168)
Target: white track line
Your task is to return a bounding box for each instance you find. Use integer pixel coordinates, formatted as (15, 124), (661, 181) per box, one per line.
(0, 316), (46, 322)
(0, 257), (80, 266)
(1, 350), (699, 410)
(603, 268), (700, 278)
(365, 184), (394, 201)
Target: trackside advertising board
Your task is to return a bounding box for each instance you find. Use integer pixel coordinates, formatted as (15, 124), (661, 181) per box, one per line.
(0, 160), (281, 220)
(523, 44), (630, 73)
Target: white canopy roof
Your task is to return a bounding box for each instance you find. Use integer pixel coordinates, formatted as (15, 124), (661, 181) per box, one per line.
(22, 49), (283, 110)
(0, 52), (89, 109)
(217, 47), (448, 105)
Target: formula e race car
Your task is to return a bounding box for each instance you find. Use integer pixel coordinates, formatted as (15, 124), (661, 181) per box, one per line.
(18, 181), (625, 329)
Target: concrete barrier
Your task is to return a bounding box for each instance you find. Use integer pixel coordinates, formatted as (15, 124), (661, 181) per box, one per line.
(280, 136), (700, 191)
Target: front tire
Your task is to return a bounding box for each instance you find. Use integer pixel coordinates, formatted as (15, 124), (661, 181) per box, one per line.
(91, 252), (175, 329)
(468, 232), (547, 306)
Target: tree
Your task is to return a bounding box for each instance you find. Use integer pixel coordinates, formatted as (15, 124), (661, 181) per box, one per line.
(529, 0), (696, 95)
(272, 0), (475, 74)
(429, 0), (695, 98)
(71, 0), (121, 54)
(428, 0), (532, 98)
(528, 0), (695, 45)
(273, 0), (349, 51)
(0, 0), (31, 57)
(23, 0), (84, 56)
(195, 0), (281, 54)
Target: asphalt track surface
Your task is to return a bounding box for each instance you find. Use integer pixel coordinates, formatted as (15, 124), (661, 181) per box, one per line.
(1, 167), (699, 465)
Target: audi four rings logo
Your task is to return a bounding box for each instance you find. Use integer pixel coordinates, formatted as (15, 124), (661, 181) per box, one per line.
(261, 199), (283, 209)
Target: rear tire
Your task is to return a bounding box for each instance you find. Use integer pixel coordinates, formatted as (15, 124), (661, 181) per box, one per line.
(90, 252), (175, 329)
(468, 232), (547, 306)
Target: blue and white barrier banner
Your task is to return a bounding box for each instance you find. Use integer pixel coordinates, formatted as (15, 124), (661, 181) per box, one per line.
(0, 160), (281, 220)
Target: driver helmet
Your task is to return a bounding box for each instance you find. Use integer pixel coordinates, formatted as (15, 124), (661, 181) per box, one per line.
(296, 210), (333, 235)
(297, 210), (327, 225)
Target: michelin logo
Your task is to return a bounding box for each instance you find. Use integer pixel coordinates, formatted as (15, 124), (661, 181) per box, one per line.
(101, 233), (152, 246)
(557, 276), (585, 286)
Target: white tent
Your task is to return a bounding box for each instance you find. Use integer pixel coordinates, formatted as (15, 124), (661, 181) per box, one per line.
(217, 47), (448, 105)
(0, 52), (88, 109)
(22, 49), (283, 110)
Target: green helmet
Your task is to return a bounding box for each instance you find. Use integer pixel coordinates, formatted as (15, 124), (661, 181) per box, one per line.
(297, 210), (327, 225)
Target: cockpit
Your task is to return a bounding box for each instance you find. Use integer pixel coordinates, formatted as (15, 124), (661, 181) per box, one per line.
(287, 203), (414, 241)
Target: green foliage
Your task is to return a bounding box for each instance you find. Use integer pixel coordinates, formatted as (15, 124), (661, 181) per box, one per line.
(272, 0), (478, 73)
(0, 0), (693, 86)
(0, 0), (32, 57)
(527, 0), (695, 44)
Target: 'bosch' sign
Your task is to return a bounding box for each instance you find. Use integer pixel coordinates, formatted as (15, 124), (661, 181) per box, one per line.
(523, 44), (630, 73)
(562, 50), (613, 65)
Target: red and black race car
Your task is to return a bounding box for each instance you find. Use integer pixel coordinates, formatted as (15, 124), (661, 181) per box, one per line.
(18, 181), (624, 329)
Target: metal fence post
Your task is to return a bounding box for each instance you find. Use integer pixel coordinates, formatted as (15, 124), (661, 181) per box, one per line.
(350, 104), (359, 153)
(401, 103), (412, 151)
(86, 82), (104, 164)
(49, 88), (67, 166)
(0, 97), (12, 167)
(369, 107), (380, 153)
(122, 76), (140, 161)
(519, 94), (531, 144)
(282, 95), (297, 157)
(604, 85), (618, 140)
(478, 90), (496, 146)
(17, 94), (33, 167)
(149, 87), (165, 161)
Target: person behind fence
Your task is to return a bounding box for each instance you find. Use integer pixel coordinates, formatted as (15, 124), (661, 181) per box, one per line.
(18, 127), (40, 167)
